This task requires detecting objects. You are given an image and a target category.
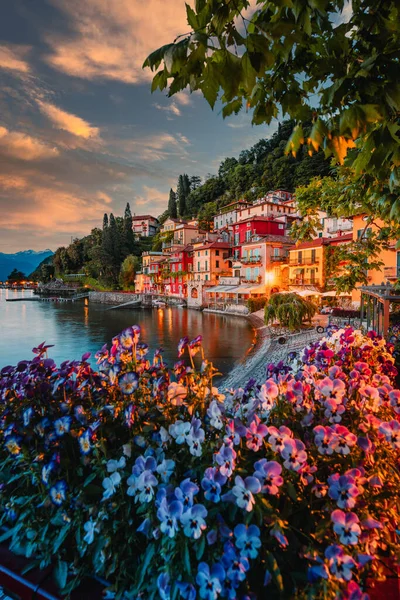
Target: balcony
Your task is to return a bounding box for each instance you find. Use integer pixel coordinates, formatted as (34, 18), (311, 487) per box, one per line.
(271, 254), (288, 263)
(240, 256), (262, 264)
(384, 267), (400, 280)
(327, 223), (352, 234)
(162, 239), (183, 250)
(289, 278), (319, 286)
(289, 257), (320, 266)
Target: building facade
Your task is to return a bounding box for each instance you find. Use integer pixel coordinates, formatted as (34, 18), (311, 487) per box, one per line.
(132, 215), (159, 238)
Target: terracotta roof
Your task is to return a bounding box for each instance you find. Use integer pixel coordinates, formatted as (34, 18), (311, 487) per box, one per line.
(194, 241), (232, 251)
(293, 233), (353, 250)
(132, 215), (159, 221)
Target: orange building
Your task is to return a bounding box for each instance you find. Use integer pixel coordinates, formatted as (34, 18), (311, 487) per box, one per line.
(351, 215), (400, 305)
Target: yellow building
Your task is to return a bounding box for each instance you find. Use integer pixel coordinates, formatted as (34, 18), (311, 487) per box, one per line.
(288, 234), (353, 292)
(192, 240), (232, 283)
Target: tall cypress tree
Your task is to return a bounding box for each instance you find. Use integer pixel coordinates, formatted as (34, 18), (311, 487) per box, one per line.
(168, 189), (177, 218)
(123, 202), (135, 255)
(103, 213), (109, 230)
(177, 175), (186, 217)
(109, 213), (121, 283)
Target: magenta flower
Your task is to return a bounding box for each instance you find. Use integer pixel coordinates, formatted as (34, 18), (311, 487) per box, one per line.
(359, 385), (380, 411)
(331, 510), (361, 545)
(224, 419), (245, 446)
(281, 439), (307, 472)
(379, 420), (400, 449)
(323, 399), (346, 423)
(257, 380), (279, 411)
(328, 474), (360, 509)
(215, 445), (237, 477)
(177, 336), (189, 358)
(245, 416), (268, 451)
(253, 460), (283, 495)
(270, 526), (288, 548)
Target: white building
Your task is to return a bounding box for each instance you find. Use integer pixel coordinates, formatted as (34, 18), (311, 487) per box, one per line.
(132, 215), (159, 238)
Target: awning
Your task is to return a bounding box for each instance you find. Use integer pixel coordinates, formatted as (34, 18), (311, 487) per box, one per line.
(290, 287), (322, 297)
(205, 285), (237, 294)
(321, 291), (351, 297)
(294, 268), (305, 274)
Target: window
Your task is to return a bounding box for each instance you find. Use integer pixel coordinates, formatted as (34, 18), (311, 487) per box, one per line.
(310, 269), (316, 284)
(273, 247), (280, 257)
(216, 260), (220, 268)
(205, 261), (208, 271)
(234, 233), (239, 245)
(254, 267), (259, 277)
(197, 262), (200, 271)
(205, 250), (208, 256)
(246, 231), (251, 242)
(311, 249), (316, 263)
(234, 269), (241, 277)
(197, 251), (200, 257)
(298, 251), (303, 264)
(246, 268), (251, 280)
(216, 250), (219, 256)
(205, 274), (208, 281)
(279, 224), (284, 229)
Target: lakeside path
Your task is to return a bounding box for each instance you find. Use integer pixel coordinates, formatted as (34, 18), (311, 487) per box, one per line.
(220, 310), (327, 389)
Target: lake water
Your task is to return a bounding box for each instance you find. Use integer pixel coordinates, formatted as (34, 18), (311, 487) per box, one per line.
(0, 289), (254, 377)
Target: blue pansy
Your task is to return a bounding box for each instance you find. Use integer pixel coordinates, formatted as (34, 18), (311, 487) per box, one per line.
(234, 524), (261, 559)
(119, 372), (139, 395)
(79, 430), (91, 455)
(180, 504), (207, 539)
(157, 497), (183, 538)
(157, 572), (170, 600)
(41, 461), (55, 485)
(196, 562), (225, 600)
(176, 582), (196, 600)
(49, 480), (68, 506)
(54, 416), (72, 437)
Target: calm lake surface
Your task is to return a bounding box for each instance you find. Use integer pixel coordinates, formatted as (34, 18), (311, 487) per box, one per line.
(0, 289), (254, 377)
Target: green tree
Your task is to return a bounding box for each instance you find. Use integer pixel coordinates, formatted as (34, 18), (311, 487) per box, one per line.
(145, 0), (400, 220)
(264, 293), (317, 331)
(168, 188), (178, 218)
(119, 255), (140, 289)
(123, 203), (135, 256)
(7, 269), (27, 283)
(177, 175), (186, 217)
(198, 201), (217, 231)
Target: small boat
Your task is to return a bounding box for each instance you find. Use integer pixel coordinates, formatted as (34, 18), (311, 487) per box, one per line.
(176, 303), (185, 308)
(153, 299), (166, 308)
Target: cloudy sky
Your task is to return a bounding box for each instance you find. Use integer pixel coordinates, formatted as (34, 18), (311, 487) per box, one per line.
(0, 0), (277, 252)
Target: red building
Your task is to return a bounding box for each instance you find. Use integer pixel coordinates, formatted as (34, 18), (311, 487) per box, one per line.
(163, 245), (194, 298)
(232, 216), (288, 258)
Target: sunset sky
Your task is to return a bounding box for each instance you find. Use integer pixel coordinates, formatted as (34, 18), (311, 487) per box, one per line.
(0, 0), (276, 252)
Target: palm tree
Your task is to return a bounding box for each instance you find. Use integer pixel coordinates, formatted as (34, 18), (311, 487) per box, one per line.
(264, 292), (317, 331)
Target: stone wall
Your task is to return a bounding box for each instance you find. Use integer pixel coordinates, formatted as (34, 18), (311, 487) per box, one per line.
(89, 291), (140, 305)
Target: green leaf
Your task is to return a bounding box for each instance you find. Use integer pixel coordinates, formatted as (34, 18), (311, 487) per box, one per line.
(222, 99), (243, 118)
(83, 472), (97, 487)
(195, 534), (206, 561)
(285, 124), (304, 156)
(385, 84), (400, 111)
(266, 551), (284, 592)
(54, 559), (68, 590)
(53, 523), (71, 554)
(186, 3), (199, 29)
(183, 543), (191, 575)
(202, 63), (219, 108)
(136, 544), (156, 591)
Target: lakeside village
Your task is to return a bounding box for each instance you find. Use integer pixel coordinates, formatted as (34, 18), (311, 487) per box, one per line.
(129, 190), (400, 331)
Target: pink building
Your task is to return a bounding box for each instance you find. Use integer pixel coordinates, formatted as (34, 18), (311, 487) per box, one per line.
(132, 215), (159, 238)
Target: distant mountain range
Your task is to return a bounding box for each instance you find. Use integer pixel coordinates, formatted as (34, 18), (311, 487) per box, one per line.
(0, 249), (54, 281)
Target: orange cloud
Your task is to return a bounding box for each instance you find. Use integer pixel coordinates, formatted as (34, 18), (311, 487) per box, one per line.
(45, 0), (191, 83)
(0, 126), (59, 161)
(0, 44), (30, 73)
(36, 100), (100, 139)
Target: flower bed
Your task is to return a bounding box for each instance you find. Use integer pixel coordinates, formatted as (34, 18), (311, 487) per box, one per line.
(0, 327), (399, 599)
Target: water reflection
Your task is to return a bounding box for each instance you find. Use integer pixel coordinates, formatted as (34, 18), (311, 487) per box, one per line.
(0, 290), (253, 377)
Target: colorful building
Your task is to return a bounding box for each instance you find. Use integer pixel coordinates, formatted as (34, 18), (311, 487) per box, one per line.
(232, 216), (288, 258)
(288, 234), (353, 292)
(213, 200), (252, 230)
(132, 215), (159, 238)
(163, 245), (194, 298)
(192, 240), (232, 283)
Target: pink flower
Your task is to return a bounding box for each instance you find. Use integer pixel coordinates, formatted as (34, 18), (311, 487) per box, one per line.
(245, 416), (268, 451)
(379, 420), (400, 449)
(281, 439), (307, 472)
(267, 426), (292, 453)
(359, 385), (381, 411)
(313, 425), (335, 455)
(324, 399), (346, 423)
(258, 380), (279, 412)
(331, 510), (361, 545)
(389, 390), (400, 414)
(270, 526), (288, 547)
(316, 377), (346, 402)
(330, 425), (357, 455)
(253, 460), (283, 495)
(312, 482), (327, 498)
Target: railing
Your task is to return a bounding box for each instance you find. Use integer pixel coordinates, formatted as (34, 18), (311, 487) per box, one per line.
(327, 224), (352, 234)
(162, 240), (183, 249)
(289, 257), (319, 266)
(271, 255), (288, 262)
(289, 279), (319, 286)
(240, 256), (262, 264)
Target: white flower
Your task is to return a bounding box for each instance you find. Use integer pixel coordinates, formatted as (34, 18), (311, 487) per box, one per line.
(167, 382), (187, 405)
(102, 472), (121, 499)
(207, 400), (224, 429)
(159, 426), (171, 444)
(169, 420), (191, 444)
(107, 457), (126, 473)
(83, 520), (98, 544)
(122, 443), (132, 457)
(156, 459), (175, 482)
